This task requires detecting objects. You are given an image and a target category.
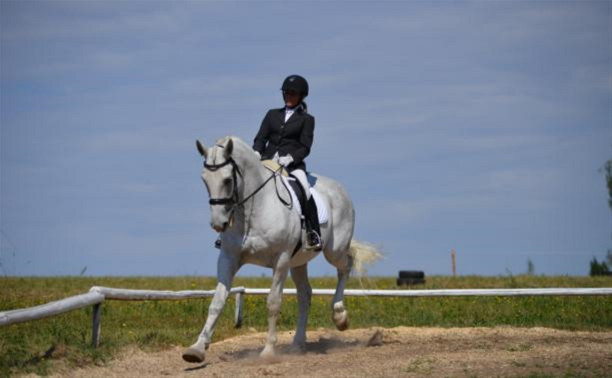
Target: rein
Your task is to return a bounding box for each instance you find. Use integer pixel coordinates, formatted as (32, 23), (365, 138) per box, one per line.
(203, 156), (292, 215)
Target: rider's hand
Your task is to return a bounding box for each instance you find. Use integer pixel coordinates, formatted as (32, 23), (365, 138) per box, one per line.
(278, 155), (294, 167)
(254, 150), (262, 160)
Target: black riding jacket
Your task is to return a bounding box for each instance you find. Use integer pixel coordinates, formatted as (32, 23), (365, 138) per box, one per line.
(253, 106), (315, 171)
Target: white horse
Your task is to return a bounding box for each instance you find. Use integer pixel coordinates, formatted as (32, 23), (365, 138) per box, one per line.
(183, 136), (379, 363)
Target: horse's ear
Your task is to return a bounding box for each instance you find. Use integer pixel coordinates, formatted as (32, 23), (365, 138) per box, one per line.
(224, 138), (233, 159)
(196, 139), (208, 158)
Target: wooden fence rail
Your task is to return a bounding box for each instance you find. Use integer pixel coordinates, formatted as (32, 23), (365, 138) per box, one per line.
(1, 286), (611, 347)
(0, 291), (104, 327)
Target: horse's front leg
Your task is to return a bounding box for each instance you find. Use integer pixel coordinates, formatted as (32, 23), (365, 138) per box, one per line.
(260, 251), (291, 358)
(183, 251), (239, 363)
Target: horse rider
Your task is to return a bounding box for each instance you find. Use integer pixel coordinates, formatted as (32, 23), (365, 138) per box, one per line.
(253, 74), (322, 251)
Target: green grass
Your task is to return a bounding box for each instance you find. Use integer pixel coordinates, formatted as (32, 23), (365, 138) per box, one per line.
(1, 275), (611, 376)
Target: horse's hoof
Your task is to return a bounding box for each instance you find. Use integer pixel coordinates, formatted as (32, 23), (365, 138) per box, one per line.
(260, 344), (276, 359)
(182, 347), (205, 363)
(288, 342), (306, 354)
(333, 309), (349, 331)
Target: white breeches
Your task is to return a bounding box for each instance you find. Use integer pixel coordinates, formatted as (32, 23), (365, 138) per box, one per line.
(291, 169), (311, 200)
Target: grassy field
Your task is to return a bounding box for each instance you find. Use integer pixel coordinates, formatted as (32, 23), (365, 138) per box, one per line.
(1, 275), (611, 376)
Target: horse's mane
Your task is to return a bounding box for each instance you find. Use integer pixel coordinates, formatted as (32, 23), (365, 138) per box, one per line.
(215, 135), (248, 152)
(214, 136), (260, 167)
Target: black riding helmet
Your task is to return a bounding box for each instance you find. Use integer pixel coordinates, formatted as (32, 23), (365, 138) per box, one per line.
(281, 75), (309, 97)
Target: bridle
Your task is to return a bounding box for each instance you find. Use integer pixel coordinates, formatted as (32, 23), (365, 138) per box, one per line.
(203, 151), (291, 218)
(203, 157), (242, 207)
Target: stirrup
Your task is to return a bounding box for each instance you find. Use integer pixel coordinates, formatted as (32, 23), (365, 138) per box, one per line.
(214, 239), (222, 249)
(306, 230), (322, 252)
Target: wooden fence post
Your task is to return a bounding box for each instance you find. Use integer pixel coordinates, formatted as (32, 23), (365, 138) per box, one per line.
(92, 303), (102, 348)
(451, 249), (457, 277)
(234, 292), (244, 328)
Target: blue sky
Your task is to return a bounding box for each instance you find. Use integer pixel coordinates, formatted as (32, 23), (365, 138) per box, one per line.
(1, 0), (610, 277)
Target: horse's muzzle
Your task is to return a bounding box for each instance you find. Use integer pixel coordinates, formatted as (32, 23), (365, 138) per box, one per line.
(211, 214), (234, 232)
(211, 222), (228, 233)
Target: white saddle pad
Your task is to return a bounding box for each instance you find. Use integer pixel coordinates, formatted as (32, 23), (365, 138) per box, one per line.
(281, 176), (329, 224)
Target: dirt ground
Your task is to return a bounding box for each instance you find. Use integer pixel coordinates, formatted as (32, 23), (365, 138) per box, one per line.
(45, 326), (611, 377)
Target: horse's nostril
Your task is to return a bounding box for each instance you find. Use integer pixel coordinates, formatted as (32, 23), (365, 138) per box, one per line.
(211, 222), (229, 233)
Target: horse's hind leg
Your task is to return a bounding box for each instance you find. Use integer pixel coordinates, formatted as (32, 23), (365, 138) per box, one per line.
(332, 253), (352, 331)
(289, 264), (312, 352)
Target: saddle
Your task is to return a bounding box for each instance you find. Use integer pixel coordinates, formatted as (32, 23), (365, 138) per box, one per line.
(261, 160), (328, 224)
(262, 159), (288, 177)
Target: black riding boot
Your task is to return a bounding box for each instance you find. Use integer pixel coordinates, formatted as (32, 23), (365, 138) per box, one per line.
(289, 173), (322, 251)
(304, 196), (322, 251)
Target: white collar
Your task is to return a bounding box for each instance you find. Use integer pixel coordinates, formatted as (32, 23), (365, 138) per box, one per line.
(284, 104), (302, 122)
(285, 104), (303, 113)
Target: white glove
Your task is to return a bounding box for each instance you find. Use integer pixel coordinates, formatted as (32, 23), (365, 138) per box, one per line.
(254, 150), (261, 159)
(278, 155), (294, 167)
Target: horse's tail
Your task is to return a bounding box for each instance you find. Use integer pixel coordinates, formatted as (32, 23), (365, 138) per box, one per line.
(348, 240), (383, 275)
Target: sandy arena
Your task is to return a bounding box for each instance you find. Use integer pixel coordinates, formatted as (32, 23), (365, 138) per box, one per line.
(44, 326), (611, 377)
